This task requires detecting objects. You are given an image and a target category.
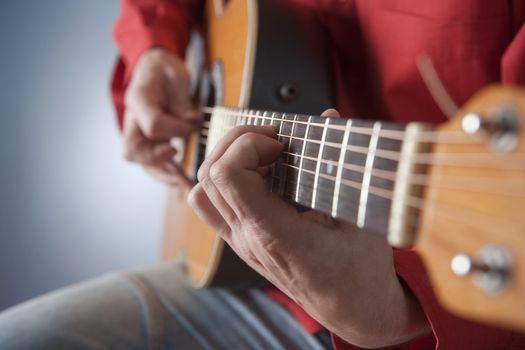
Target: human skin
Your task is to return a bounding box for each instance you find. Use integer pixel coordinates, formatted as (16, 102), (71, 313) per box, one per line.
(187, 124), (431, 348)
(123, 48), (198, 185)
(125, 48), (431, 348)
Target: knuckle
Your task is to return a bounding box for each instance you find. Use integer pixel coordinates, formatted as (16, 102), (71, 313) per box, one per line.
(209, 162), (232, 185)
(216, 223), (231, 240)
(230, 233), (256, 262)
(247, 220), (280, 253)
(196, 160), (209, 183)
(142, 118), (162, 138)
(237, 132), (258, 146)
(186, 187), (202, 210)
(124, 88), (141, 108)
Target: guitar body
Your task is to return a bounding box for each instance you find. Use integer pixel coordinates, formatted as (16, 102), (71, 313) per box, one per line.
(162, 0), (334, 287)
(159, 0), (525, 334)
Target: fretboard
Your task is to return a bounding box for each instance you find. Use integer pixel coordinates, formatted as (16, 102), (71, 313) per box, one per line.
(202, 106), (432, 244)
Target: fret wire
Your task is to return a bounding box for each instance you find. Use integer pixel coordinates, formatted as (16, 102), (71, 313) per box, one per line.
(280, 172), (394, 210)
(282, 162), (405, 207)
(210, 122), (405, 163)
(296, 116), (312, 203)
(357, 122), (382, 228)
(279, 174), (403, 227)
(274, 113), (286, 194)
(332, 120), (352, 217)
(232, 107), (406, 138)
(281, 114), (297, 197)
(277, 173), (423, 236)
(312, 118), (330, 209)
(269, 112), (278, 193)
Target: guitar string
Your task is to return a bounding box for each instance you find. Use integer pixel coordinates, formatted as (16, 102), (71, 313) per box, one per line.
(199, 123), (525, 171)
(201, 106), (494, 143)
(279, 151), (524, 197)
(195, 113), (520, 235)
(200, 117), (474, 145)
(277, 174), (505, 243)
(200, 132), (525, 195)
(200, 124), (525, 170)
(272, 162), (518, 237)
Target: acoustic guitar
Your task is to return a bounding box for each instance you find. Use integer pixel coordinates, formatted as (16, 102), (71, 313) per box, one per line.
(161, 0), (525, 333)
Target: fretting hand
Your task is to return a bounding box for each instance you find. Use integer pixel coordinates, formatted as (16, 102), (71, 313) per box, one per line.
(188, 110), (430, 348)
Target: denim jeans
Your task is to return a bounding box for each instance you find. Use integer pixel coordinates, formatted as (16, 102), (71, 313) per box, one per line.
(0, 262), (329, 349)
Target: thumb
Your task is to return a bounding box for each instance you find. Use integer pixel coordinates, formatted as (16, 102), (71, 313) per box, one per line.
(167, 66), (199, 121)
(321, 108), (340, 118)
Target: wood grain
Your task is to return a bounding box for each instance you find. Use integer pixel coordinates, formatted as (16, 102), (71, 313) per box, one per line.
(416, 85), (525, 332)
(161, 0), (255, 286)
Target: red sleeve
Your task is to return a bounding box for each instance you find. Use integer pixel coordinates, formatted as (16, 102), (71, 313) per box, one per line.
(501, 0), (525, 86)
(333, 8), (525, 348)
(110, 0), (204, 130)
(332, 250), (525, 350)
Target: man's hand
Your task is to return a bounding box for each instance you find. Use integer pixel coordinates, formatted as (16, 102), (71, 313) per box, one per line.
(123, 48), (198, 186)
(188, 111), (430, 348)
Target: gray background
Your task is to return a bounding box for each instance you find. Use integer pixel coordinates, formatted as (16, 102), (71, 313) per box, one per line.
(0, 1), (167, 310)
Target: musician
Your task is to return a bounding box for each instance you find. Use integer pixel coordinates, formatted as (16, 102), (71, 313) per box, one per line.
(0, 0), (524, 349)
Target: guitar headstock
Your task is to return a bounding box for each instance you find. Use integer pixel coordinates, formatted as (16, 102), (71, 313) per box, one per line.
(415, 85), (525, 332)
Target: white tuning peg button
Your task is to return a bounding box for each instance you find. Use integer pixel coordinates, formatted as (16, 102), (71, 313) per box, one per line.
(450, 245), (512, 295)
(451, 254), (473, 276)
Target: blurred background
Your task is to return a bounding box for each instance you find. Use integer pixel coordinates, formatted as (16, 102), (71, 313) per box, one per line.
(0, 1), (167, 310)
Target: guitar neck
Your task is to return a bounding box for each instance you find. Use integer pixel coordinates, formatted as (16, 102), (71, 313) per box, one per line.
(202, 106), (434, 246)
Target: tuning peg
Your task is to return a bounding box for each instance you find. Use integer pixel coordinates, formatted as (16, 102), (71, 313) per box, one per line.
(450, 245), (512, 295)
(461, 105), (520, 152)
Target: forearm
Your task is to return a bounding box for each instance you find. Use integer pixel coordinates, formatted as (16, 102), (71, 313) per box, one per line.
(313, 268), (430, 348)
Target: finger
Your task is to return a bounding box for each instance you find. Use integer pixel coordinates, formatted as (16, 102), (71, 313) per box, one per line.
(198, 163), (238, 239)
(129, 89), (197, 140)
(166, 68), (200, 121)
(194, 126), (277, 244)
(123, 122), (178, 166)
(122, 115), (156, 163)
(144, 165), (181, 185)
(210, 132), (295, 223)
(197, 125), (276, 182)
(321, 108), (340, 118)
(187, 184), (230, 237)
(164, 162), (193, 187)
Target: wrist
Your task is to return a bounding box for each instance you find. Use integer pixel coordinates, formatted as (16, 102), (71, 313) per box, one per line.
(327, 274), (430, 348)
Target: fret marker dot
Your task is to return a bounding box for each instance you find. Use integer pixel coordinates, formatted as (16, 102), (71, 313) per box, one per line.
(326, 163), (334, 174)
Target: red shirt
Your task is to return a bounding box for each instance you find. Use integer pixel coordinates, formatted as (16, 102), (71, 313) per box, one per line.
(111, 1), (525, 349)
